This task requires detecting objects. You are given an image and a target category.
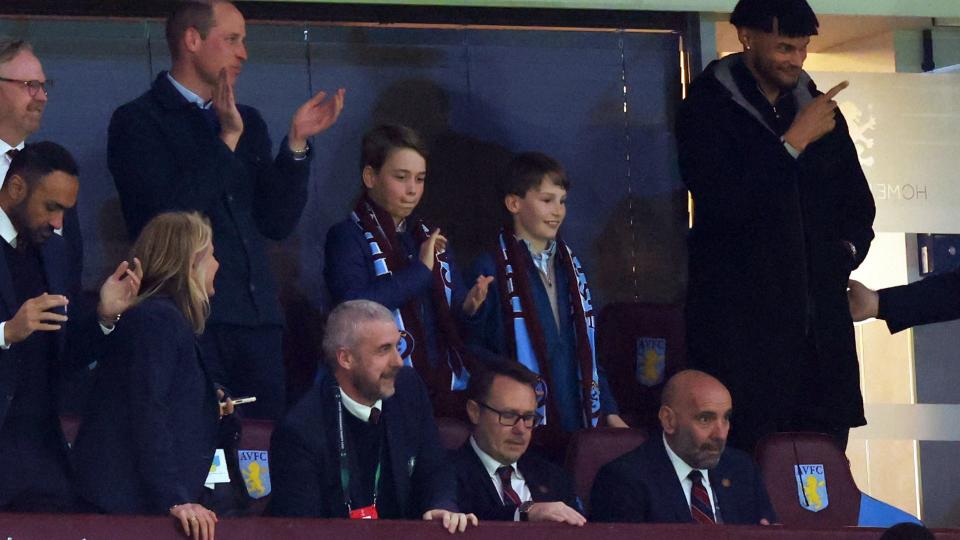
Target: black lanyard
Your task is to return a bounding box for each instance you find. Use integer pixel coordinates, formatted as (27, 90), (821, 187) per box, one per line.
(335, 388), (382, 512)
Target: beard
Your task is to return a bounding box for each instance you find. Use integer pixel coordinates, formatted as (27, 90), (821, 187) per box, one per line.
(756, 55), (802, 92)
(8, 205), (52, 248)
(351, 366), (400, 403)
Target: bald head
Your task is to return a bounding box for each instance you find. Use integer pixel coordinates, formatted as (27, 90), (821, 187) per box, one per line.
(659, 370), (733, 469)
(661, 370), (730, 408)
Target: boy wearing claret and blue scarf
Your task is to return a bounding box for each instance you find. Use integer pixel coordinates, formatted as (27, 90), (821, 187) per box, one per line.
(466, 152), (625, 437)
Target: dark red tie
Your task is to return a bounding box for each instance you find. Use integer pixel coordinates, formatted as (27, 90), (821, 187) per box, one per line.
(688, 470), (716, 524)
(496, 466), (522, 507)
(6, 148), (18, 161)
(368, 407), (381, 425)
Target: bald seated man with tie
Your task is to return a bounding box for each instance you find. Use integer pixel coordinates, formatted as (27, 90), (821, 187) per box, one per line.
(591, 370), (776, 525)
(268, 299), (477, 533)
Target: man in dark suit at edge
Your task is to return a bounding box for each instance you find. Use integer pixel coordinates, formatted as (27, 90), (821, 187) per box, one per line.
(108, 0), (345, 419)
(450, 361), (584, 524)
(591, 370), (775, 525)
(0, 142), (140, 511)
(268, 299), (478, 533)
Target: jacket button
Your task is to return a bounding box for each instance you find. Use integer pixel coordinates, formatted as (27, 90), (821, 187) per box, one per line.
(249, 284), (256, 293)
(6, 394), (13, 401)
(226, 194), (234, 202)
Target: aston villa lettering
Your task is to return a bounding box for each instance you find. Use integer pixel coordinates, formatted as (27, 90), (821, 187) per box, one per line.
(872, 184), (928, 201)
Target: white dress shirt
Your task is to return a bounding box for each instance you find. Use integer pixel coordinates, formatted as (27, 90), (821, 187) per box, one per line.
(0, 205), (20, 349)
(339, 387), (383, 423)
(469, 436), (531, 520)
(662, 432), (718, 517)
(0, 139), (25, 188)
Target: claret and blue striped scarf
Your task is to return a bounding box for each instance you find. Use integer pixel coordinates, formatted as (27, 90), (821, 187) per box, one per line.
(351, 195), (470, 393)
(494, 225), (600, 429)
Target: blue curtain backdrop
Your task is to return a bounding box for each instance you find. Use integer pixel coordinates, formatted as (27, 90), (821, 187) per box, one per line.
(0, 18), (684, 314)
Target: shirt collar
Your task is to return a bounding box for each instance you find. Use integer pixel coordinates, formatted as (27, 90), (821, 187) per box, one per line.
(166, 73), (211, 109)
(0, 139), (24, 157)
(663, 432), (711, 488)
(339, 386), (383, 423)
(520, 238), (556, 258)
(469, 436), (524, 478)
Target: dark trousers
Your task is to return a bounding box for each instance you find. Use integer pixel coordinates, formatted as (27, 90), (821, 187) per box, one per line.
(200, 324), (285, 420)
(0, 418), (75, 512)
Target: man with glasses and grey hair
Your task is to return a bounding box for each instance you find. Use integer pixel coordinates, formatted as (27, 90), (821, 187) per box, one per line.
(451, 361), (584, 525)
(268, 299), (477, 533)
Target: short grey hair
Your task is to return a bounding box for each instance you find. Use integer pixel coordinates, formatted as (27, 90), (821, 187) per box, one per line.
(322, 300), (396, 368)
(0, 37), (32, 66)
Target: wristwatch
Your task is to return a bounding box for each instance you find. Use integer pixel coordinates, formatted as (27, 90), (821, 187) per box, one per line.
(290, 141), (310, 160)
(518, 501), (535, 521)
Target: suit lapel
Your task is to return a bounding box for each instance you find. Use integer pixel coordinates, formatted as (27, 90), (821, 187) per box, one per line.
(39, 239), (68, 353)
(383, 397), (411, 517)
(465, 445), (507, 508)
(39, 238), (65, 297)
(708, 463), (733, 524)
(650, 435), (696, 523)
(0, 244), (15, 318)
(517, 454), (548, 502)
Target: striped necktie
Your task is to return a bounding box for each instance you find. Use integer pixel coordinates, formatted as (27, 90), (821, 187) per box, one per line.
(688, 470), (716, 524)
(496, 466), (522, 507)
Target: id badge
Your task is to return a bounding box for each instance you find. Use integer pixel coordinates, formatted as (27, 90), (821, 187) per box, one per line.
(349, 504), (379, 520)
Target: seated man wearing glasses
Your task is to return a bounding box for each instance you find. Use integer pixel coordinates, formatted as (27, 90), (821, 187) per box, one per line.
(451, 361), (585, 525)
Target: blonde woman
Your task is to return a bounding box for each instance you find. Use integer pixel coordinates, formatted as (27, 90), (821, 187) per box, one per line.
(74, 212), (233, 540)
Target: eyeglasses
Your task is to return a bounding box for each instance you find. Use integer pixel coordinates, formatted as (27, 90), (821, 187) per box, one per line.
(0, 77), (51, 98)
(478, 402), (542, 428)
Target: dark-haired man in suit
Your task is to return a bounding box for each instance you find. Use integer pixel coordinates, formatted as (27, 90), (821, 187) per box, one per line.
(591, 370), (775, 525)
(0, 141), (139, 512)
(268, 299), (477, 533)
(451, 361), (584, 525)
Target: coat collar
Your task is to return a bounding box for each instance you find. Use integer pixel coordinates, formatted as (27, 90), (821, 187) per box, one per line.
(151, 71), (198, 112)
(647, 432), (698, 523)
(710, 53), (815, 137)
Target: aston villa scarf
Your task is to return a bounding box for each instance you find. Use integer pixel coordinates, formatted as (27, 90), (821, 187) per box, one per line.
(493, 226), (600, 428)
(350, 195), (470, 391)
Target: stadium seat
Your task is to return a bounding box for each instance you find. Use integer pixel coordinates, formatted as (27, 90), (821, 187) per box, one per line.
(563, 427), (647, 514)
(754, 432), (861, 527)
(436, 416), (471, 450)
(596, 302), (685, 432)
(236, 419), (275, 516)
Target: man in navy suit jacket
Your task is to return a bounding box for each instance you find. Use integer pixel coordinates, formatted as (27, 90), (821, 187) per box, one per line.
(0, 142), (140, 512)
(108, 0), (344, 419)
(591, 370), (776, 525)
(451, 362), (584, 524)
(848, 274), (960, 334)
(268, 300), (477, 533)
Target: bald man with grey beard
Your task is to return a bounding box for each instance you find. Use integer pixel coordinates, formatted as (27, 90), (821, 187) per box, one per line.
(591, 370), (776, 524)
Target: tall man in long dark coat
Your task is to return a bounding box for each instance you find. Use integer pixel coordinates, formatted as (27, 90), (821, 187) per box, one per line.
(677, 0), (875, 452)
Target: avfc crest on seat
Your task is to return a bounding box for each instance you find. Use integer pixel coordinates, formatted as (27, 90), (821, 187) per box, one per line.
(795, 464), (828, 512)
(635, 337), (666, 387)
(239, 450), (271, 499)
